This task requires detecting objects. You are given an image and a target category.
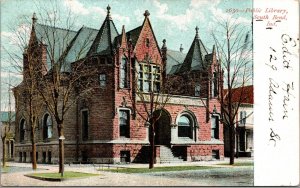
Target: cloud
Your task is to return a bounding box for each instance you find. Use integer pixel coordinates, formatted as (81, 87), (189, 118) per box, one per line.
(152, 0), (221, 31)
(63, 0), (130, 27)
(63, 0), (90, 15)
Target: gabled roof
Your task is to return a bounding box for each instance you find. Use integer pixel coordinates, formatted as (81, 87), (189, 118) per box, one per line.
(63, 26), (98, 70)
(87, 6), (119, 56)
(224, 85), (254, 104)
(113, 26), (143, 48)
(178, 27), (208, 73)
(35, 23), (78, 69)
(166, 50), (186, 74)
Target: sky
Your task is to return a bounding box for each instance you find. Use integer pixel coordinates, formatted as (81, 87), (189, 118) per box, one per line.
(0, 0), (252, 111)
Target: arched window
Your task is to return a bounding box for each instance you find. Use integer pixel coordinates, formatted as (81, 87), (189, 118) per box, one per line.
(20, 119), (26, 142)
(43, 114), (53, 140)
(178, 115), (193, 138)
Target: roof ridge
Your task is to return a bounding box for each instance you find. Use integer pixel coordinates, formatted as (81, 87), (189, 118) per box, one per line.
(81, 26), (99, 31)
(37, 23), (77, 33)
(126, 25), (143, 34)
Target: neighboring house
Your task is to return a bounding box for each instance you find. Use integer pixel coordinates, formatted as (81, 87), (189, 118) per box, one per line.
(1, 111), (16, 161)
(223, 85), (253, 157)
(13, 6), (224, 164)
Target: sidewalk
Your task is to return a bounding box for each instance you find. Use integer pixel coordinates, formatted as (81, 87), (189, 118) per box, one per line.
(1, 157), (253, 186)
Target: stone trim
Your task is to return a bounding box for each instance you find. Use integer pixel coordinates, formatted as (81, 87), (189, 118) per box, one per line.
(136, 93), (207, 107)
(171, 139), (224, 145)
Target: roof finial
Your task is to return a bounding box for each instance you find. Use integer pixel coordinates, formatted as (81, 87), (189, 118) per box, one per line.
(195, 26), (199, 39)
(144, 10), (150, 17)
(107, 5), (112, 20)
(32, 12), (37, 24)
(180, 44), (183, 52)
(162, 39), (167, 49)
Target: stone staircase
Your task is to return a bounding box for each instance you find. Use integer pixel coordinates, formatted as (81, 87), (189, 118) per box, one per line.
(159, 146), (184, 163)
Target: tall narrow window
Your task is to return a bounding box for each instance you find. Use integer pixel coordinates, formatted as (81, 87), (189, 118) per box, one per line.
(195, 84), (201, 96)
(99, 74), (106, 87)
(20, 119), (25, 142)
(120, 57), (128, 88)
(43, 114), (52, 140)
(146, 38), (150, 47)
(178, 115), (193, 138)
(82, 110), (88, 140)
(211, 116), (219, 139)
(212, 72), (219, 97)
(119, 110), (130, 138)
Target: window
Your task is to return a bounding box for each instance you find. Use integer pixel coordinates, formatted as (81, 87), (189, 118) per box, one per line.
(99, 74), (106, 87)
(240, 111), (247, 125)
(120, 57), (128, 88)
(119, 110), (130, 138)
(212, 150), (220, 160)
(120, 151), (130, 163)
(146, 38), (150, 47)
(211, 116), (219, 139)
(195, 84), (201, 96)
(178, 115), (193, 138)
(20, 119), (26, 142)
(212, 72), (219, 97)
(82, 110), (88, 140)
(43, 114), (53, 140)
(138, 63), (161, 92)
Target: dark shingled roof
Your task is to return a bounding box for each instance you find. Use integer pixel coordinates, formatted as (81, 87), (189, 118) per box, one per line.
(174, 27), (208, 74)
(35, 23), (78, 70)
(166, 50), (186, 74)
(87, 16), (119, 56)
(114, 26), (143, 48)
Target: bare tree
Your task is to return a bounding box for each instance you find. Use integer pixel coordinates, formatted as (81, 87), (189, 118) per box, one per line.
(212, 18), (253, 165)
(1, 80), (15, 168)
(122, 39), (182, 169)
(7, 2), (96, 174)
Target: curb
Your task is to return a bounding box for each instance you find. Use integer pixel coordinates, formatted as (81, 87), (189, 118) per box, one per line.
(24, 174), (63, 182)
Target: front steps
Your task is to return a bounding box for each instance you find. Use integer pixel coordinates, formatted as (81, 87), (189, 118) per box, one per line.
(159, 145), (184, 163)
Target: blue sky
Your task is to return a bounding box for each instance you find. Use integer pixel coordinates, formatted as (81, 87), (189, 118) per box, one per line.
(0, 0), (252, 110)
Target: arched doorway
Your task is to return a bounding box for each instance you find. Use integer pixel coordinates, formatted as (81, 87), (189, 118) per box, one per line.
(153, 109), (171, 145)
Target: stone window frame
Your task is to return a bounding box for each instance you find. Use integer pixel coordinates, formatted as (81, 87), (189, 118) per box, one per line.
(175, 111), (198, 142)
(118, 108), (131, 138)
(137, 62), (161, 93)
(211, 115), (220, 139)
(81, 109), (89, 141)
(42, 113), (53, 141)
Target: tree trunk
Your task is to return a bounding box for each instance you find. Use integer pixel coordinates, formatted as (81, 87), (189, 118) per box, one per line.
(149, 123), (154, 169)
(58, 124), (64, 174)
(229, 124), (235, 165)
(31, 127), (37, 169)
(2, 137), (6, 167)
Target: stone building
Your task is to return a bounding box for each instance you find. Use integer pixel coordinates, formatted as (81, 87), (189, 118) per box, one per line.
(13, 6), (224, 164)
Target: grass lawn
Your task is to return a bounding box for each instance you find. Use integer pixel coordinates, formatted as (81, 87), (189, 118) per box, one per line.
(27, 171), (99, 180)
(217, 162), (254, 166)
(101, 166), (217, 173)
(1, 166), (9, 173)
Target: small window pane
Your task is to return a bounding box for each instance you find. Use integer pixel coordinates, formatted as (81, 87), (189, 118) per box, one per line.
(99, 74), (106, 87)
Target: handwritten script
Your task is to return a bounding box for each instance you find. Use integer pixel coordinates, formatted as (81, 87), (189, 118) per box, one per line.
(266, 34), (297, 146)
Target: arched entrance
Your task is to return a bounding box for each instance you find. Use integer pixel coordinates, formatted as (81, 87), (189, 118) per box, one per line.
(153, 109), (171, 145)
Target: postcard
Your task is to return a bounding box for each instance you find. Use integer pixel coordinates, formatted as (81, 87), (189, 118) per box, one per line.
(0, 0), (298, 186)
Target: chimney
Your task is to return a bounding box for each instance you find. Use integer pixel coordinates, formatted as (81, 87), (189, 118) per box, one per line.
(180, 44), (183, 52)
